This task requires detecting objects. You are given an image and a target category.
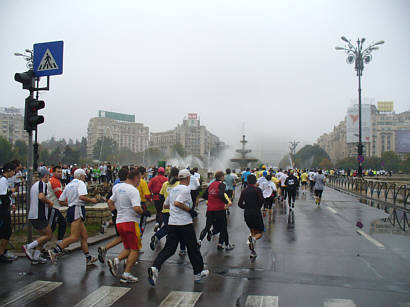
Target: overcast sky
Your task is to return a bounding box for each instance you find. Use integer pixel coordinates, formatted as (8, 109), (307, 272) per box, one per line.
(1, 0), (409, 160)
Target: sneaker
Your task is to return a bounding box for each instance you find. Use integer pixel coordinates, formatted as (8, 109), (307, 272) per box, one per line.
(179, 250), (187, 256)
(107, 258), (118, 276)
(315, 198), (319, 205)
(98, 246), (107, 263)
(148, 266), (158, 286)
(206, 230), (212, 242)
(3, 251), (18, 261)
(225, 244), (235, 251)
(48, 250), (57, 264)
(22, 245), (35, 261)
(32, 256), (47, 264)
(153, 223), (160, 233)
(292, 203), (295, 208)
(194, 269), (209, 282)
(250, 251), (257, 259)
(248, 236), (254, 251)
(86, 256), (97, 266)
(217, 244), (224, 250)
(0, 254), (12, 263)
(120, 273), (139, 283)
(150, 236), (158, 251)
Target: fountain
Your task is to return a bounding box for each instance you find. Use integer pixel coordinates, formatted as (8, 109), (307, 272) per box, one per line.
(230, 135), (259, 169)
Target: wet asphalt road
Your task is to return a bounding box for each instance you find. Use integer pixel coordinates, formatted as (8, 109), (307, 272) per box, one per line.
(1, 187), (410, 307)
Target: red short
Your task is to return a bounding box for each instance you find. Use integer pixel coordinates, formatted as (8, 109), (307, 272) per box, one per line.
(116, 221), (141, 250)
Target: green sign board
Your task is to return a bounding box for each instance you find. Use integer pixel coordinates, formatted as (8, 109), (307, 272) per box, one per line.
(98, 110), (135, 123)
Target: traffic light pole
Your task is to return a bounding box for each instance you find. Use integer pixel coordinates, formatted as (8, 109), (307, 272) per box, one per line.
(26, 91), (34, 243)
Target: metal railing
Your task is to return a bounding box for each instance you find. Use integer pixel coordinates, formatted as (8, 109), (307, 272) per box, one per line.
(328, 175), (409, 231)
(11, 182), (28, 233)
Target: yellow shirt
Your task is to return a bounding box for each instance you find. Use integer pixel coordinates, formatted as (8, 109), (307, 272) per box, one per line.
(301, 172), (308, 182)
(137, 179), (150, 202)
(159, 181), (179, 213)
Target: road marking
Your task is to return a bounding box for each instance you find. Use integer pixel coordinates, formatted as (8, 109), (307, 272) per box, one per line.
(356, 229), (385, 249)
(159, 291), (202, 306)
(324, 299), (357, 307)
(245, 295), (279, 307)
(358, 257), (384, 279)
(73, 285), (130, 307)
(326, 206), (338, 214)
(0, 280), (62, 307)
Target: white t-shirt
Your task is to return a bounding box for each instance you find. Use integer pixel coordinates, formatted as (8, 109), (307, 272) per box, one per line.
(194, 172), (200, 180)
(0, 177), (10, 207)
(188, 175), (200, 191)
(28, 180), (49, 220)
(166, 184), (193, 226)
(308, 171), (316, 181)
(110, 182), (141, 224)
(276, 172), (283, 179)
(280, 174), (288, 187)
(258, 177), (276, 198)
(59, 178), (88, 207)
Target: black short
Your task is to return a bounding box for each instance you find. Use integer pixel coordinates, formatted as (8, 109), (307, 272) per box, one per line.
(301, 182), (307, 186)
(244, 211), (264, 232)
(190, 189), (199, 203)
(66, 206), (86, 223)
(30, 218), (49, 231)
(226, 190), (233, 200)
(264, 197), (274, 209)
(314, 189), (323, 198)
(0, 211), (12, 240)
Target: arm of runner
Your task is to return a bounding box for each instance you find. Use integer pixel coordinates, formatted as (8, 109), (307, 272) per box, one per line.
(131, 189), (143, 215)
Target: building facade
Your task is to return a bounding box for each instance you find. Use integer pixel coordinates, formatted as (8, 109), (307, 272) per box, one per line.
(317, 103), (410, 162)
(87, 111), (149, 157)
(0, 107), (26, 144)
(150, 113), (223, 157)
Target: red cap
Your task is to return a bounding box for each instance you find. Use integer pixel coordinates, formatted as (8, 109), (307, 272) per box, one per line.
(158, 167), (165, 173)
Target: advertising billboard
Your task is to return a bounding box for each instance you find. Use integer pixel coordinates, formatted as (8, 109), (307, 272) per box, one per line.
(346, 104), (372, 143)
(377, 101), (394, 112)
(188, 113), (198, 120)
(98, 110), (135, 123)
(395, 130), (410, 153)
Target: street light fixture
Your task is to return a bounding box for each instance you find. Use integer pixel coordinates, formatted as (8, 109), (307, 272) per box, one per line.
(335, 36), (384, 177)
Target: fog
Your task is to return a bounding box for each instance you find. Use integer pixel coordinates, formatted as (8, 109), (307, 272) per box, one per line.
(1, 0), (409, 163)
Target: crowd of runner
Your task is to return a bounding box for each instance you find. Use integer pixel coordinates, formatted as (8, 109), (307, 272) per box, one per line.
(0, 160), (328, 285)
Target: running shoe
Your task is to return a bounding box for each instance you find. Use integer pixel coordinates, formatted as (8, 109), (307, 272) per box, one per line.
(150, 236), (158, 251)
(225, 244), (235, 251)
(179, 250), (187, 256)
(153, 223), (160, 233)
(315, 198), (319, 205)
(194, 269), (209, 282)
(250, 251), (257, 259)
(98, 246), (107, 263)
(120, 273), (139, 283)
(48, 250), (57, 264)
(3, 251), (18, 261)
(32, 256), (47, 264)
(22, 244), (34, 261)
(86, 256), (97, 266)
(217, 244), (224, 250)
(206, 230), (212, 241)
(248, 236), (255, 251)
(107, 258), (118, 276)
(148, 266), (158, 286)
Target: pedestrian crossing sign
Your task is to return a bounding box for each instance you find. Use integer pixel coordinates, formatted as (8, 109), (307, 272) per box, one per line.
(33, 40), (64, 77)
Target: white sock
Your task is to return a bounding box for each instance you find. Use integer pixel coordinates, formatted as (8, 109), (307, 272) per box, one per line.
(114, 257), (120, 265)
(33, 250), (40, 260)
(123, 272), (130, 277)
(27, 240), (38, 249)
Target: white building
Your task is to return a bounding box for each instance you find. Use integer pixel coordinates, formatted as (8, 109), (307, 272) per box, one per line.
(0, 107), (26, 144)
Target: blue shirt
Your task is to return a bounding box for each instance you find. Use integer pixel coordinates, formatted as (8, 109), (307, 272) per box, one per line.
(224, 174), (235, 191)
(242, 171), (251, 182)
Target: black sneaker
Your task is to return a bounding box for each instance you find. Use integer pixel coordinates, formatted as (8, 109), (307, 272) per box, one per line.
(150, 236), (158, 251)
(98, 246), (107, 263)
(206, 230), (212, 242)
(217, 244), (224, 250)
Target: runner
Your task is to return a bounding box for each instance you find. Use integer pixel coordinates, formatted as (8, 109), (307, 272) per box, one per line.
(98, 167), (129, 263)
(284, 170), (299, 211)
(257, 172), (276, 222)
(137, 167), (152, 235)
(279, 170), (288, 202)
(148, 167), (168, 232)
(189, 169), (201, 207)
(106, 169), (143, 283)
(199, 171), (234, 250)
(308, 169), (316, 193)
(0, 162), (16, 263)
(148, 169), (208, 286)
(300, 169), (309, 194)
(149, 167), (186, 255)
(224, 168), (235, 202)
(48, 169), (98, 266)
(313, 170), (326, 206)
(237, 174), (264, 259)
(23, 168), (55, 264)
(241, 168), (251, 189)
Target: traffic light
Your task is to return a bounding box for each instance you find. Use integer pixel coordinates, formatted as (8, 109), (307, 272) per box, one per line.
(24, 96), (45, 131)
(14, 70), (35, 90)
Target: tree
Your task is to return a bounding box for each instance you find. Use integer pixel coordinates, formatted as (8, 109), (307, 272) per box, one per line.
(335, 157), (356, 170)
(39, 147), (50, 164)
(363, 156), (381, 169)
(292, 145), (331, 169)
(0, 137), (14, 165)
(401, 154), (410, 173)
(380, 151), (401, 171)
(14, 140), (27, 163)
(48, 146), (62, 165)
(80, 137), (87, 158)
(319, 158), (332, 169)
(93, 137), (118, 161)
(62, 145), (80, 164)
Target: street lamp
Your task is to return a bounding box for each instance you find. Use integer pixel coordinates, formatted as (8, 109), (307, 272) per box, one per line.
(335, 36), (384, 177)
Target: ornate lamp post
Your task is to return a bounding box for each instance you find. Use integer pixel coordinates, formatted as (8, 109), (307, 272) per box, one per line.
(335, 37), (384, 177)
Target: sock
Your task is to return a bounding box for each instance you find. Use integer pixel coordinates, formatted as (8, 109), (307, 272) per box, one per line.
(57, 240), (62, 244)
(123, 272), (130, 277)
(114, 257), (120, 265)
(54, 244), (63, 253)
(33, 250), (40, 260)
(27, 240), (38, 249)
(84, 252), (91, 260)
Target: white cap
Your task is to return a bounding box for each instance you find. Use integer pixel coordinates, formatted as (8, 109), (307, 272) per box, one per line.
(74, 169), (86, 178)
(178, 169), (191, 179)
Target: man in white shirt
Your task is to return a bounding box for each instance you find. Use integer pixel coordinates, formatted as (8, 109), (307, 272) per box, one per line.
(106, 169), (143, 283)
(279, 171), (288, 202)
(49, 169), (97, 266)
(308, 170), (316, 193)
(148, 169), (209, 286)
(189, 170), (200, 205)
(23, 168), (54, 264)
